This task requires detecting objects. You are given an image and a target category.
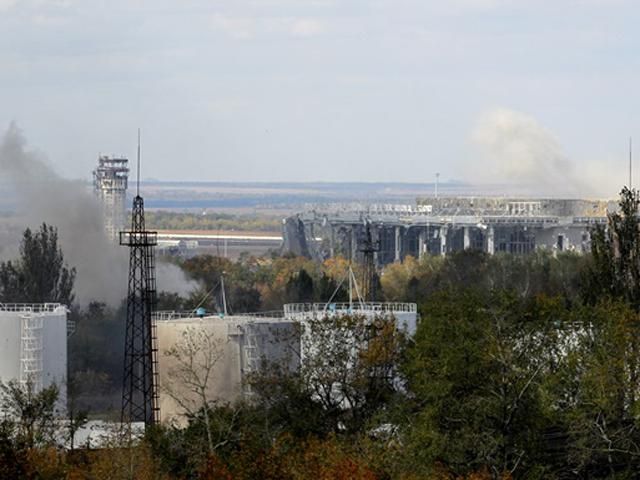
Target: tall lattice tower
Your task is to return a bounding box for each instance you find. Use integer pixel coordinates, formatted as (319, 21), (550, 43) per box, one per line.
(359, 222), (379, 302)
(94, 156), (129, 242)
(119, 137), (159, 427)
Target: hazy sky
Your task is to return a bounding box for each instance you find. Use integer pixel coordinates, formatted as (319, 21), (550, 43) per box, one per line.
(1, 0), (639, 190)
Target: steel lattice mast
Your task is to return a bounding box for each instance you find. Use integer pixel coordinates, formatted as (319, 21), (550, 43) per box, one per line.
(119, 132), (159, 427)
(359, 221), (379, 302)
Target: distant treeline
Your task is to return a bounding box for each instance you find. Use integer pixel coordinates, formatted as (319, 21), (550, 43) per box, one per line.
(145, 211), (282, 232)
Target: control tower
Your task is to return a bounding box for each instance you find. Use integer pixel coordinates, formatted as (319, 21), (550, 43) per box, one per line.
(93, 156), (129, 241)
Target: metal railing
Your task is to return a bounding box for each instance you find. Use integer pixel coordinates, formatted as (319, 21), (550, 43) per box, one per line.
(153, 310), (202, 321)
(242, 310), (285, 319)
(153, 304), (417, 322)
(153, 309), (285, 322)
(0, 303), (64, 313)
(283, 302), (417, 316)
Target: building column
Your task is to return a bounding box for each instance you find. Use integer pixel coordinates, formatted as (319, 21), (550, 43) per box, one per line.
(463, 227), (470, 250)
(440, 227), (448, 256)
(329, 225), (335, 257)
(373, 227), (379, 266)
(486, 226), (495, 255)
(351, 226), (358, 261)
(418, 228), (426, 260)
(394, 226), (401, 262)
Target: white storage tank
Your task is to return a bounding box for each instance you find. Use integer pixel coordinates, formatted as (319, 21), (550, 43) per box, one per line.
(0, 303), (68, 412)
(283, 302), (418, 409)
(284, 301), (418, 373)
(155, 311), (299, 425)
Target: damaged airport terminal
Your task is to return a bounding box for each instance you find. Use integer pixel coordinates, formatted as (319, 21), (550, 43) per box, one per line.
(283, 197), (617, 264)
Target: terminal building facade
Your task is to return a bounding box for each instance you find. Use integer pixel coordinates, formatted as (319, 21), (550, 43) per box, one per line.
(283, 197), (615, 265)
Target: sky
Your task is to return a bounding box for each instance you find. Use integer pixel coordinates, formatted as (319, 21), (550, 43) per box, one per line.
(1, 0), (639, 193)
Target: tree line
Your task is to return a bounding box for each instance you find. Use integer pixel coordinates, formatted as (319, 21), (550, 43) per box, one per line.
(145, 211), (282, 233)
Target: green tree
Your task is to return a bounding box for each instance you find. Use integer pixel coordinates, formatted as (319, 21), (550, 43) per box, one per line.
(556, 301), (640, 477)
(0, 223), (75, 305)
(403, 290), (561, 478)
(0, 378), (59, 449)
(249, 313), (407, 437)
(180, 254), (262, 313)
(67, 301), (125, 413)
(584, 187), (640, 309)
(285, 269), (314, 303)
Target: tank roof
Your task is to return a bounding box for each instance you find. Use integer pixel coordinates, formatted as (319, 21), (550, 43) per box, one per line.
(153, 310), (287, 324)
(283, 302), (417, 316)
(0, 303), (65, 313)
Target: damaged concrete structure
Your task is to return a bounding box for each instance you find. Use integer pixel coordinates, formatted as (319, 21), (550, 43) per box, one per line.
(283, 197), (615, 265)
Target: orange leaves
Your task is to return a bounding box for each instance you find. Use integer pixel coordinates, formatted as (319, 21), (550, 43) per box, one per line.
(24, 447), (67, 479)
(359, 317), (403, 370)
(280, 436), (379, 480)
(321, 256), (353, 283)
(198, 454), (234, 480)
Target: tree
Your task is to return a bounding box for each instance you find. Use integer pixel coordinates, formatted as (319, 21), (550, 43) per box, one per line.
(0, 223), (75, 305)
(180, 254), (262, 313)
(380, 256), (422, 302)
(0, 378), (60, 449)
(285, 269), (314, 303)
(249, 313), (407, 437)
(403, 290), (561, 478)
(66, 375), (88, 452)
(162, 326), (227, 455)
(584, 187), (640, 309)
(556, 301), (640, 477)
(314, 272), (348, 303)
(68, 301), (125, 413)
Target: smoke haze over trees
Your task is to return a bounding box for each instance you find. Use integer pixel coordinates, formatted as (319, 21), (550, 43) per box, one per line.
(0, 125), (199, 305)
(0, 124), (127, 305)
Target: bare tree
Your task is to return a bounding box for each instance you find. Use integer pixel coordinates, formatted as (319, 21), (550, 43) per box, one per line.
(66, 374), (88, 452)
(162, 326), (226, 454)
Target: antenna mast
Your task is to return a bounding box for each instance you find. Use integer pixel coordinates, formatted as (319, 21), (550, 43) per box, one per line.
(630, 137), (633, 189)
(137, 128), (141, 196)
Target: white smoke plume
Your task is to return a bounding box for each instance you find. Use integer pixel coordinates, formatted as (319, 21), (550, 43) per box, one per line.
(470, 108), (616, 197)
(156, 263), (200, 297)
(0, 124), (195, 305)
